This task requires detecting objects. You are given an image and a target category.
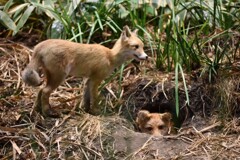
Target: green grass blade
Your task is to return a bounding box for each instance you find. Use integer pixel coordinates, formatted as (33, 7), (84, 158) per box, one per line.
(67, 0), (81, 16)
(94, 11), (103, 30)
(15, 5), (35, 35)
(77, 23), (83, 43)
(3, 0), (13, 12)
(71, 28), (78, 42)
(119, 64), (125, 84)
(106, 21), (117, 33)
(8, 3), (29, 15)
(178, 64), (190, 105)
(0, 10), (17, 32)
(87, 20), (97, 44)
(106, 17), (121, 31)
(175, 62), (180, 117)
(136, 24), (154, 57)
(30, 2), (60, 20)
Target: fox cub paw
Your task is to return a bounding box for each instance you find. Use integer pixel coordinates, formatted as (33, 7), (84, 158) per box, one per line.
(86, 107), (101, 116)
(35, 105), (61, 118)
(43, 109), (61, 118)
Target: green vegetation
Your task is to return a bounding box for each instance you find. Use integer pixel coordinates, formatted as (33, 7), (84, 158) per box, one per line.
(0, 0), (239, 116)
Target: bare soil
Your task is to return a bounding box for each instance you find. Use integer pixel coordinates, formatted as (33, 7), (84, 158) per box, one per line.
(0, 39), (239, 160)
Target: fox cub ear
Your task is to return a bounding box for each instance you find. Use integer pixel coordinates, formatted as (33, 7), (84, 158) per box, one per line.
(132, 29), (138, 35)
(122, 25), (132, 41)
(161, 112), (172, 123)
(136, 110), (150, 123)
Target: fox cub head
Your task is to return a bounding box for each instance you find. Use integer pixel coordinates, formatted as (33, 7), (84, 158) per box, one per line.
(118, 26), (148, 61)
(136, 110), (172, 136)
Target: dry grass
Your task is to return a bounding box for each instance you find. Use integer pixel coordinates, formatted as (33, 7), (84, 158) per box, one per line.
(214, 75), (240, 119)
(0, 40), (240, 159)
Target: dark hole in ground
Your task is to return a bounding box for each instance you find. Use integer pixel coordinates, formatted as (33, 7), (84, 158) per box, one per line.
(120, 77), (197, 133)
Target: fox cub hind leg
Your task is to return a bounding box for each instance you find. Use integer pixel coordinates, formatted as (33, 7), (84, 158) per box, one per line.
(40, 69), (67, 117)
(29, 63), (67, 117)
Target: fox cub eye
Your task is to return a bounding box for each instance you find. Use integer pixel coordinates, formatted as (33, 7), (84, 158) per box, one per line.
(146, 127), (153, 131)
(134, 45), (139, 49)
(158, 125), (165, 130)
(131, 45), (139, 49)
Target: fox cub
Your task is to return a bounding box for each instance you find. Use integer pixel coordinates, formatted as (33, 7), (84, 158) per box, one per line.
(136, 110), (172, 136)
(22, 26), (148, 117)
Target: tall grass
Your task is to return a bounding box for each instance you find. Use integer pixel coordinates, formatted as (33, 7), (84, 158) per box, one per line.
(123, 0), (238, 115)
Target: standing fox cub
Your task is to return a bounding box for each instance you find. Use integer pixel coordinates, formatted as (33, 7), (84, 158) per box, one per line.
(22, 26), (148, 117)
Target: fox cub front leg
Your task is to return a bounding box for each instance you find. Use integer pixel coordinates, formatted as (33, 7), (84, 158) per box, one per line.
(83, 79), (102, 115)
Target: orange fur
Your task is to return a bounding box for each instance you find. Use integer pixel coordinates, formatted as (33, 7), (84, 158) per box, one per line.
(136, 110), (172, 136)
(22, 26), (148, 117)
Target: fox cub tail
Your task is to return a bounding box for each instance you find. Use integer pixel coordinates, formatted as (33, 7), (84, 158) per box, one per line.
(22, 57), (41, 86)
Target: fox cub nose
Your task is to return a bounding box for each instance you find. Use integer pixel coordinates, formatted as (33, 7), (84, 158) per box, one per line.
(141, 52), (148, 60)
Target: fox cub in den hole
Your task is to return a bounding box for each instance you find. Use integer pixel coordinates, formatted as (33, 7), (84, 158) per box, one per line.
(136, 110), (173, 136)
(22, 26), (148, 117)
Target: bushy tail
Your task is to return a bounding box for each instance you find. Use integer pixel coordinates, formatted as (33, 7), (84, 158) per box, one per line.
(22, 55), (42, 86)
